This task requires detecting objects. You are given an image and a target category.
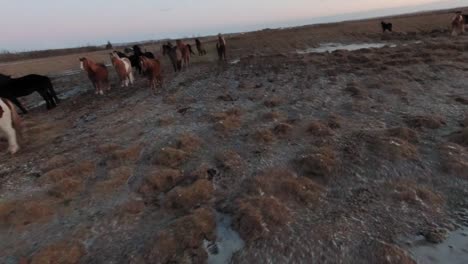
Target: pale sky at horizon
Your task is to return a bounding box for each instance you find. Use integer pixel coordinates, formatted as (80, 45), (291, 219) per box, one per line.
(1, 0), (467, 51)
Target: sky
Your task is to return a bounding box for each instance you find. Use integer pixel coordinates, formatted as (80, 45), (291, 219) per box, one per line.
(0, 0), (467, 51)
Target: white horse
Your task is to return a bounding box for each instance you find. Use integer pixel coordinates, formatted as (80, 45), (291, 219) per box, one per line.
(110, 52), (134, 87)
(452, 13), (465, 36)
(0, 98), (22, 154)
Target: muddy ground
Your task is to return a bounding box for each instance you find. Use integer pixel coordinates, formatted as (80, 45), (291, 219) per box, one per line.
(1, 8), (468, 264)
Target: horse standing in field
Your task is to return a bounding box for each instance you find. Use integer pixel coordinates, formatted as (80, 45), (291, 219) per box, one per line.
(0, 73), (59, 114)
(216, 34), (227, 61)
(452, 12), (465, 36)
(79, 57), (110, 95)
(140, 57), (163, 94)
(0, 98), (22, 154)
(130, 45), (155, 74)
(381, 21), (393, 33)
(110, 52), (134, 87)
(195, 38), (207, 56)
(176, 40), (194, 69)
(162, 44), (182, 72)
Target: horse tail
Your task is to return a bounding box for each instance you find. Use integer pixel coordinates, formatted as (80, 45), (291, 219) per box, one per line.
(187, 44), (195, 55)
(4, 99), (23, 140)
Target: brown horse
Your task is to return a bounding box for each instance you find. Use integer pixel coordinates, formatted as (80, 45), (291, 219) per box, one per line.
(216, 33), (227, 61)
(79, 57), (110, 95)
(452, 12), (465, 36)
(176, 40), (192, 69)
(140, 57), (163, 94)
(110, 52), (134, 87)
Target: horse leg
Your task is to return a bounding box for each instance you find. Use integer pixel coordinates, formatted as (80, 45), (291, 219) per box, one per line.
(9, 97), (27, 114)
(0, 117), (19, 154)
(129, 72), (135, 86)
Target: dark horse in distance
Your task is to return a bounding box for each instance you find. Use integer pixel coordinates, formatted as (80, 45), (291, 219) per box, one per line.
(381, 21), (393, 33)
(162, 43), (182, 72)
(195, 38), (207, 56)
(0, 73), (59, 114)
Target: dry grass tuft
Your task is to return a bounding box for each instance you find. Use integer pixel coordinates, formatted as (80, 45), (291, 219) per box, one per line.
(41, 161), (96, 185)
(94, 166), (133, 193)
(0, 199), (57, 228)
(327, 114), (342, 129)
(212, 108), (243, 134)
(139, 168), (183, 197)
(362, 240), (416, 264)
(388, 181), (444, 208)
(48, 178), (84, 199)
(385, 127), (419, 143)
(307, 120), (333, 137)
(449, 128), (468, 147)
(30, 241), (86, 264)
(96, 143), (121, 154)
(263, 111), (284, 121)
(253, 129), (275, 144)
(263, 97), (283, 108)
(345, 82), (368, 98)
(216, 150), (243, 171)
(273, 123), (293, 136)
(41, 155), (72, 172)
(154, 147), (189, 168)
(107, 144), (143, 167)
(147, 208), (215, 263)
(439, 143), (468, 177)
(158, 116), (175, 127)
(175, 133), (203, 153)
(297, 146), (337, 178)
(164, 179), (214, 211)
(405, 115), (446, 129)
(233, 196), (291, 242)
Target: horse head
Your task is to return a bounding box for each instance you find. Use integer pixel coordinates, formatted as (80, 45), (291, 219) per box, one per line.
(79, 57), (88, 70)
(0, 73), (12, 87)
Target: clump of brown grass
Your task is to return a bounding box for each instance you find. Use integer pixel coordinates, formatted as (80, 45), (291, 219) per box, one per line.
(297, 146), (337, 178)
(263, 97), (282, 108)
(253, 129), (275, 144)
(327, 114), (342, 129)
(307, 120), (333, 137)
(215, 150), (243, 171)
(212, 108), (243, 134)
(158, 116), (175, 126)
(147, 208), (215, 263)
(30, 241), (86, 264)
(164, 179), (214, 211)
(94, 166), (133, 193)
(263, 111), (284, 121)
(107, 144), (143, 167)
(363, 240), (416, 264)
(41, 161), (96, 185)
(439, 143), (468, 177)
(0, 199), (56, 228)
(41, 155), (71, 172)
(139, 168), (183, 197)
(405, 115), (446, 129)
(233, 196), (291, 242)
(385, 127), (419, 143)
(120, 199), (146, 215)
(388, 181), (444, 208)
(96, 143), (120, 154)
(345, 82), (368, 98)
(176, 133), (202, 153)
(273, 123), (293, 136)
(47, 178), (84, 199)
(449, 128), (468, 147)
(154, 147), (189, 168)
(358, 131), (419, 161)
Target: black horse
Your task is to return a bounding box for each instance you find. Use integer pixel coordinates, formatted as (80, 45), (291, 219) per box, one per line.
(131, 45), (155, 74)
(162, 44), (182, 73)
(0, 73), (59, 114)
(381, 21), (393, 33)
(113, 50), (128, 58)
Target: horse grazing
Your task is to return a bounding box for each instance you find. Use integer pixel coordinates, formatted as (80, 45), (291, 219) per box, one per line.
(0, 73), (59, 114)
(79, 57), (110, 95)
(195, 38), (207, 56)
(0, 98), (22, 154)
(381, 21), (393, 33)
(216, 34), (227, 61)
(140, 57), (163, 94)
(162, 43), (182, 72)
(110, 52), (134, 87)
(176, 40), (193, 69)
(452, 12), (465, 36)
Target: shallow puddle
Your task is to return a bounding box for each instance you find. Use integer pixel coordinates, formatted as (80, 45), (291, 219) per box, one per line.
(205, 212), (244, 264)
(409, 227), (468, 264)
(296, 42), (396, 54)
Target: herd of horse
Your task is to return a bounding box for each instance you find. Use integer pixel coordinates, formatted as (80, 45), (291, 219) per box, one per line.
(0, 10), (467, 155)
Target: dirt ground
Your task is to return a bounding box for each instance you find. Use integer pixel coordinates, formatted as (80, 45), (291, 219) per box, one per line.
(1, 7), (468, 264)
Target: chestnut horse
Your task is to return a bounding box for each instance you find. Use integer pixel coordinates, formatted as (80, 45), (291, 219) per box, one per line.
(79, 57), (110, 95)
(195, 38), (207, 56)
(140, 57), (163, 94)
(176, 40), (194, 69)
(216, 34), (227, 61)
(110, 52), (134, 87)
(0, 98), (22, 154)
(452, 12), (465, 36)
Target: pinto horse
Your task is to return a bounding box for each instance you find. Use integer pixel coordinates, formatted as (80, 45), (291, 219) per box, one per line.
(79, 57), (110, 95)
(216, 34), (227, 61)
(0, 73), (59, 114)
(176, 40), (194, 69)
(110, 52), (134, 87)
(195, 38), (207, 56)
(162, 44), (182, 72)
(140, 57), (163, 94)
(0, 98), (22, 154)
(452, 12), (465, 36)
(381, 21), (393, 33)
